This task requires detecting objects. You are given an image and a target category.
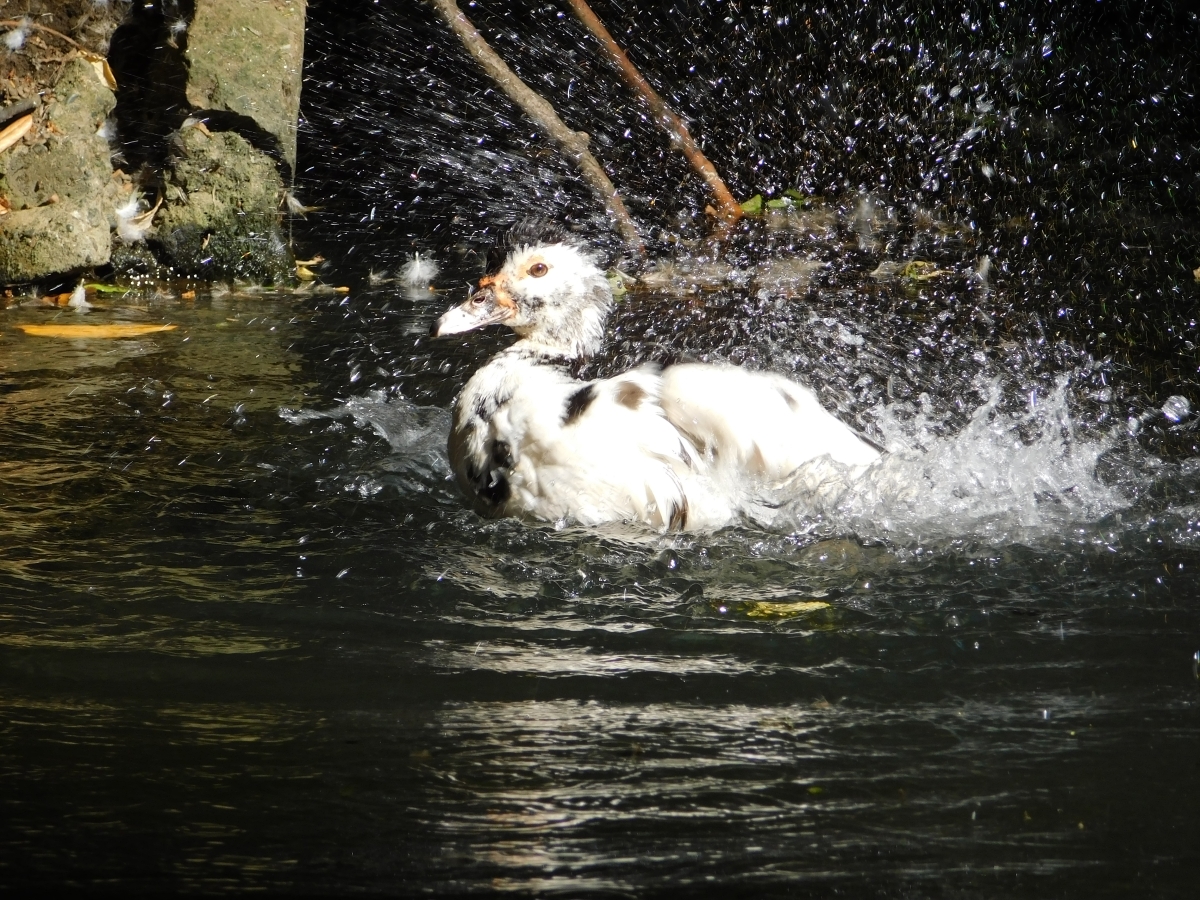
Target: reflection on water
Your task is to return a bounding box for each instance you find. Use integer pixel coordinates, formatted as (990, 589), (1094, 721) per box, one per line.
(2, 267), (1199, 897)
(2, 272), (1196, 894)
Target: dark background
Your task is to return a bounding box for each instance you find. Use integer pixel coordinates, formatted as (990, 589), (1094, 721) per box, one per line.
(299, 1), (1199, 405)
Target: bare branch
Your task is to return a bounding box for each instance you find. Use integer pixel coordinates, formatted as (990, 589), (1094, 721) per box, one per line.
(0, 19), (87, 52)
(427, 0), (643, 253)
(564, 0), (743, 224)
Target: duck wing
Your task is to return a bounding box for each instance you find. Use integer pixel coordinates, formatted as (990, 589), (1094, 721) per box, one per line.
(547, 366), (708, 529)
(658, 363), (882, 480)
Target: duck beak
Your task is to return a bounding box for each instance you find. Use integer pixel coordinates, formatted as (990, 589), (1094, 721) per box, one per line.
(430, 285), (512, 337)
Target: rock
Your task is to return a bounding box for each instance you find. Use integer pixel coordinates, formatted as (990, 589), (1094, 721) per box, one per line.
(0, 57), (118, 282)
(0, 202), (111, 282)
(46, 55), (118, 137)
(184, 0), (307, 173)
(156, 125), (290, 282)
(0, 1), (307, 285)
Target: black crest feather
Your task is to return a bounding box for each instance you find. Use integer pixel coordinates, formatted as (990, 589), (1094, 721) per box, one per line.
(485, 219), (590, 274)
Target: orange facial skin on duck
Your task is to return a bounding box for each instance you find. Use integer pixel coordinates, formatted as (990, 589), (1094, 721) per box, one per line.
(431, 255), (555, 338)
(476, 273), (518, 314)
(431, 273), (517, 337)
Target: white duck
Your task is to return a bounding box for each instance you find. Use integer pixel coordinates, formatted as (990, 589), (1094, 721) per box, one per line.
(432, 229), (881, 531)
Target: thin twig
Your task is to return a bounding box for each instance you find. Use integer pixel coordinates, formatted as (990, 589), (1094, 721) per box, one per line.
(0, 19), (87, 52)
(564, 0), (743, 224)
(428, 0), (643, 253)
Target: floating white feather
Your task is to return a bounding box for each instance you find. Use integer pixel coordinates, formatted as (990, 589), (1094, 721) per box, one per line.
(115, 194), (159, 243)
(3, 18), (31, 51)
(68, 283), (92, 312)
(401, 252), (439, 287)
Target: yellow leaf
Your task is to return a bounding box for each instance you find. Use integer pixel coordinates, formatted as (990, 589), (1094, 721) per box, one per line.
(899, 260), (953, 281)
(81, 51), (119, 90)
(743, 600), (830, 619)
(18, 323), (178, 339)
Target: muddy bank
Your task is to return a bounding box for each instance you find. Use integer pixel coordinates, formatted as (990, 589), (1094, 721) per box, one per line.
(0, 0), (305, 287)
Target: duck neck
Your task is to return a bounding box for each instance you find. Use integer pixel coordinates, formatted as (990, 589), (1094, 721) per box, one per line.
(513, 292), (611, 361)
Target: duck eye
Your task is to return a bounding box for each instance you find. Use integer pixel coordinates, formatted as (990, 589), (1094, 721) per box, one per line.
(528, 262), (549, 278)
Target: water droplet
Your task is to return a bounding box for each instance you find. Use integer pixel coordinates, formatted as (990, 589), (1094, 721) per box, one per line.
(1162, 395), (1190, 423)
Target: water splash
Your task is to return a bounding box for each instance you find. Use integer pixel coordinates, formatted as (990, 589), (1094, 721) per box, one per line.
(294, 364), (1160, 552)
(758, 372), (1133, 545)
(282, 390), (453, 497)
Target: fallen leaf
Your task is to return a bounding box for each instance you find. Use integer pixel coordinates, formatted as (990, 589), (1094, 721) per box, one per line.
(81, 51), (118, 91)
(18, 323), (178, 338)
(743, 600), (831, 619)
(899, 260), (954, 281)
(0, 114), (33, 154)
(128, 195), (163, 232)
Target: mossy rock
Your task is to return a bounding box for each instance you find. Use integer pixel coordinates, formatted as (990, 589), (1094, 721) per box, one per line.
(47, 56), (118, 136)
(0, 57), (117, 282)
(155, 126), (291, 282)
(0, 201), (111, 282)
(185, 0), (306, 172)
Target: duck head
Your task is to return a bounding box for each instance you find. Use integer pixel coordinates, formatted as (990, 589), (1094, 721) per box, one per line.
(432, 237), (614, 359)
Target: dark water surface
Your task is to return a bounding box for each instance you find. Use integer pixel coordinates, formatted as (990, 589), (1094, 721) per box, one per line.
(2, 280), (1198, 897)
(4, 0), (1200, 896)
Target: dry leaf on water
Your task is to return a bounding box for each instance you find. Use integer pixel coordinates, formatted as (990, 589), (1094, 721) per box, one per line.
(18, 323), (178, 338)
(742, 600), (831, 619)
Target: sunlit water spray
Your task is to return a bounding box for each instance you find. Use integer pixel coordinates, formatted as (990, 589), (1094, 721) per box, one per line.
(284, 326), (1187, 559)
(759, 372), (1133, 545)
(286, 0), (1200, 605)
